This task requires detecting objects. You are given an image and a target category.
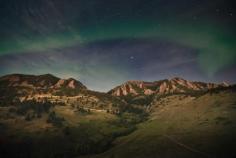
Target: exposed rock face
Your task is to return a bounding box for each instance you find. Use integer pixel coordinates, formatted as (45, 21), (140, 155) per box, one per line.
(68, 80), (76, 89)
(144, 89), (155, 95)
(159, 81), (168, 93)
(61, 78), (86, 89)
(108, 77), (228, 96)
(53, 78), (86, 90)
(109, 81), (142, 96)
(0, 74), (87, 96)
(221, 82), (229, 87)
(54, 79), (66, 88)
(0, 74), (230, 98)
(0, 74), (59, 88)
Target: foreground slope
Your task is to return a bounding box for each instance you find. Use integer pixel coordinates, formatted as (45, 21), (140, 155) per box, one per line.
(90, 87), (236, 158)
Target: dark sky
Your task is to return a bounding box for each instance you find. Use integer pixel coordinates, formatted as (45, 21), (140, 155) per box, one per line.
(0, 0), (235, 91)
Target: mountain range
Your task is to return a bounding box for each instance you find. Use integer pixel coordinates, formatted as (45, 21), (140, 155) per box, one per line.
(108, 77), (228, 96)
(0, 74), (86, 95)
(0, 73), (229, 97)
(0, 73), (235, 158)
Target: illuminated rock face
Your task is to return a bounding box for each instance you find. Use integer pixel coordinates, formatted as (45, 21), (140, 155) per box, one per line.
(108, 77), (228, 96)
(0, 73), (229, 98)
(0, 74), (87, 97)
(53, 78), (86, 90)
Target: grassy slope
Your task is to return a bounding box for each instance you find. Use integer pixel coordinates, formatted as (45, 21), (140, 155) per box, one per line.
(89, 91), (236, 158)
(1, 88), (236, 158)
(0, 105), (134, 158)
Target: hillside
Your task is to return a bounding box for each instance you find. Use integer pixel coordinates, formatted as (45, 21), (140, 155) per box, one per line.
(0, 73), (235, 158)
(90, 86), (236, 158)
(0, 74), (127, 113)
(0, 74), (148, 158)
(0, 74), (87, 98)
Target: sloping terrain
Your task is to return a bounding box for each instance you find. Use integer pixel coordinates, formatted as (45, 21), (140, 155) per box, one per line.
(0, 74), (235, 158)
(0, 74), (125, 113)
(0, 74), (86, 98)
(89, 87), (236, 158)
(0, 74), (145, 158)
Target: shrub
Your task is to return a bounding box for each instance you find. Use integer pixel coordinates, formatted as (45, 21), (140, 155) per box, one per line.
(24, 112), (36, 121)
(47, 111), (65, 127)
(16, 100), (54, 116)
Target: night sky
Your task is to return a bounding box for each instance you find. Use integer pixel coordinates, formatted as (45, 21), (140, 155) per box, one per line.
(0, 0), (235, 91)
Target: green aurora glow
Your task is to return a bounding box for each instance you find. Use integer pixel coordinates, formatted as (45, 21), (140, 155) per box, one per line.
(1, 20), (235, 76)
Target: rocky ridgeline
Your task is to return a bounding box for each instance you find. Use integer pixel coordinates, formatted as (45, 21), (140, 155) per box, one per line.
(108, 77), (229, 96)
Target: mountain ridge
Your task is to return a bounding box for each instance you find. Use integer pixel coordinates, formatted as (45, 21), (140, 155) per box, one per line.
(0, 73), (231, 97)
(0, 74), (87, 99)
(108, 77), (229, 96)
(0, 73), (236, 158)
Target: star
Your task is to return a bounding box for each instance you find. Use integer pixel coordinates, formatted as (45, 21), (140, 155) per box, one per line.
(130, 56), (135, 60)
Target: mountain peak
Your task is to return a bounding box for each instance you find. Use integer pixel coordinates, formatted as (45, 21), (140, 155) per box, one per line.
(126, 80), (143, 83)
(0, 74), (87, 96)
(108, 77), (228, 96)
(53, 78), (86, 90)
(170, 77), (186, 81)
(221, 81), (229, 87)
(38, 73), (58, 78)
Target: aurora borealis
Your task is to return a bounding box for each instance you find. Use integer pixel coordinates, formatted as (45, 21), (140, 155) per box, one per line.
(0, 0), (235, 91)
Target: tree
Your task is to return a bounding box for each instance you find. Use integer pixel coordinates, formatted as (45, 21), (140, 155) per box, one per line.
(25, 113), (32, 121)
(47, 111), (65, 127)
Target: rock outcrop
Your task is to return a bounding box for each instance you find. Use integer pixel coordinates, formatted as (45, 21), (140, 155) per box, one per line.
(108, 77), (228, 96)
